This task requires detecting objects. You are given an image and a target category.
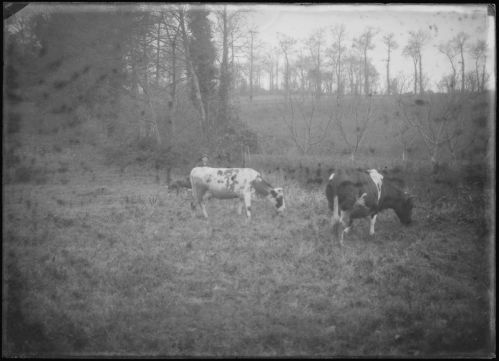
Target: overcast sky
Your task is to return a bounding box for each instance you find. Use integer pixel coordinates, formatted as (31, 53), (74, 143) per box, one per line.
(237, 4), (495, 92)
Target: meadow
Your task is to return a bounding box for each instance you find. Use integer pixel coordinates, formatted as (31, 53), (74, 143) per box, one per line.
(3, 138), (494, 357)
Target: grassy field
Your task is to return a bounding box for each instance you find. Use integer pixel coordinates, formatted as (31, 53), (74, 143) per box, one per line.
(3, 151), (494, 357)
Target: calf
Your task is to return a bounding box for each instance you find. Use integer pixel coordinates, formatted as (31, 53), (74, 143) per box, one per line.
(325, 168), (414, 245)
(190, 167), (285, 220)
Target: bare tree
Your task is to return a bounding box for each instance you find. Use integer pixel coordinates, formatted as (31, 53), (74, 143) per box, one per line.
(382, 33), (398, 95)
(134, 12), (162, 145)
(306, 27), (326, 98)
(176, 7), (207, 134)
(452, 32), (469, 92)
(393, 117), (417, 162)
(217, 5), (230, 125)
(438, 40), (458, 93)
(162, 12), (182, 138)
(262, 51), (275, 91)
(393, 72), (410, 95)
(277, 33), (296, 98)
(273, 47), (280, 91)
(281, 95), (334, 154)
(353, 27), (378, 96)
(469, 40), (487, 92)
(295, 49), (311, 93)
(331, 25), (347, 96)
(398, 94), (466, 166)
(408, 30), (430, 95)
(248, 29), (257, 101)
(334, 95), (377, 161)
(343, 51), (361, 95)
(403, 38), (419, 94)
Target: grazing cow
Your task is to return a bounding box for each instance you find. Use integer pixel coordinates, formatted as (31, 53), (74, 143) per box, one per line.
(190, 167), (285, 220)
(325, 168), (414, 245)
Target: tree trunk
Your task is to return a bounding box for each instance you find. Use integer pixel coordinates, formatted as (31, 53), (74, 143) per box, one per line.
(413, 58), (418, 94)
(218, 6), (230, 127)
(460, 46), (465, 92)
(249, 31), (255, 102)
(179, 10), (207, 133)
(284, 55), (290, 99)
(316, 48), (322, 99)
(418, 52), (424, 95)
(386, 47), (391, 95)
(363, 48), (369, 95)
(275, 58), (279, 91)
(142, 83), (162, 145)
(481, 61), (486, 92)
(167, 32), (177, 143)
(155, 21), (161, 87)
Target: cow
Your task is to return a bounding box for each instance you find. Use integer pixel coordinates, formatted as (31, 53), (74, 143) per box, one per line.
(190, 167), (285, 220)
(325, 168), (414, 245)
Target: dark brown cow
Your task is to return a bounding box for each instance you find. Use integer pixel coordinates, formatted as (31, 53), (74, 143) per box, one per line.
(325, 168), (414, 245)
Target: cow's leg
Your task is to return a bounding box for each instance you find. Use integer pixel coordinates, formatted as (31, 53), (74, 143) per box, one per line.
(339, 210), (353, 246)
(331, 195), (341, 241)
(369, 214), (377, 236)
(200, 191), (211, 219)
(339, 210), (352, 232)
(237, 197), (244, 216)
(243, 192), (252, 221)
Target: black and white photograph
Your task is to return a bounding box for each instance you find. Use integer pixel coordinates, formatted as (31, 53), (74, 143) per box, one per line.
(3, 3), (496, 357)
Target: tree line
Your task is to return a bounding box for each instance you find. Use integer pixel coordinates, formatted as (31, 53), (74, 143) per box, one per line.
(244, 26), (489, 98)
(5, 4), (490, 168)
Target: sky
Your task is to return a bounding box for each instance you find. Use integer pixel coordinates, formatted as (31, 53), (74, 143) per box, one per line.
(235, 4), (495, 92)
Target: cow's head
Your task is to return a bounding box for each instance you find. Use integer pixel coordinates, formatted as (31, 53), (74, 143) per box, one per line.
(394, 192), (415, 225)
(269, 187), (285, 213)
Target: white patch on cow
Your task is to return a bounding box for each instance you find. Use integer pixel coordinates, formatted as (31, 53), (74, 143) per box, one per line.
(329, 173), (335, 181)
(355, 193), (368, 207)
(367, 169), (383, 202)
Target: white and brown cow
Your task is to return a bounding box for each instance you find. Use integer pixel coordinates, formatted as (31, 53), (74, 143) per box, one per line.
(190, 167), (285, 220)
(325, 168), (414, 245)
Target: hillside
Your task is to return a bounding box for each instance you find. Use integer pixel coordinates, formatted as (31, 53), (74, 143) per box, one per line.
(236, 93), (493, 165)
